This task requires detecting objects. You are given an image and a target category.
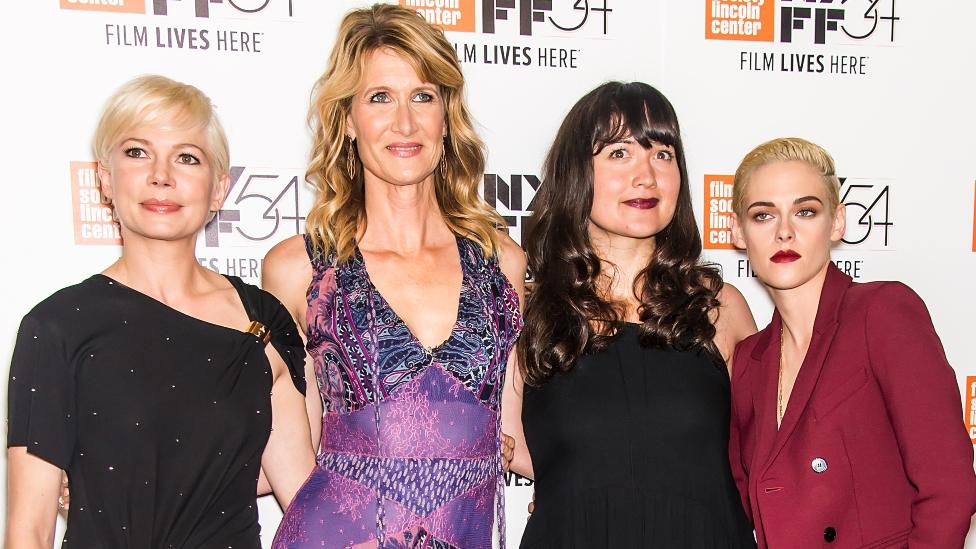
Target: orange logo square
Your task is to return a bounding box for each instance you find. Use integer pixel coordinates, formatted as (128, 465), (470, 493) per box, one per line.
(400, 0), (475, 33)
(703, 174), (735, 250)
(705, 0), (774, 42)
(71, 161), (121, 246)
(60, 0), (145, 14)
(966, 376), (976, 444)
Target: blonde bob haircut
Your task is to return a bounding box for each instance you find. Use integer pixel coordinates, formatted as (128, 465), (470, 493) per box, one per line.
(93, 74), (229, 179)
(732, 137), (840, 217)
(305, 3), (503, 261)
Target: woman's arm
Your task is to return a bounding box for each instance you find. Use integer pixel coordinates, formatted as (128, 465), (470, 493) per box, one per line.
(256, 236), (320, 497)
(5, 448), (62, 549)
(865, 282), (976, 547)
(496, 233), (533, 479)
(712, 283), (758, 370)
(263, 236), (322, 454)
(260, 345), (317, 509)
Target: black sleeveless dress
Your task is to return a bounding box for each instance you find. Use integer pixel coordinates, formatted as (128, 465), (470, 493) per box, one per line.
(521, 323), (755, 548)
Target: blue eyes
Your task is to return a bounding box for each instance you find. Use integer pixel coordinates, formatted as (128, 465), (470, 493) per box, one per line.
(368, 91), (436, 103)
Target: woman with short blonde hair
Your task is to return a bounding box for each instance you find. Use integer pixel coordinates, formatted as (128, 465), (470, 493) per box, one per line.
(6, 74), (314, 549)
(728, 137), (976, 548)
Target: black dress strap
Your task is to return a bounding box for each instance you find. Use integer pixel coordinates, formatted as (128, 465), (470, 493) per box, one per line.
(224, 275), (307, 395)
(225, 274), (259, 321)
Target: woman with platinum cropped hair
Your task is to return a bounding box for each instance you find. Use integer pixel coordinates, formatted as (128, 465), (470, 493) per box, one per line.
(5, 74), (315, 548)
(264, 4), (526, 548)
(727, 137), (976, 548)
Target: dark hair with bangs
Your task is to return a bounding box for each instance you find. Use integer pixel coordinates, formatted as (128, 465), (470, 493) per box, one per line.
(519, 81), (724, 386)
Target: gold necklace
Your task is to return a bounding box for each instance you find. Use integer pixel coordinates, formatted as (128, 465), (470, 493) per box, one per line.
(777, 325), (785, 428)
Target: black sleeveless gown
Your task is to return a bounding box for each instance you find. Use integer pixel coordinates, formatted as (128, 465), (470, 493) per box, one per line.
(521, 323), (755, 548)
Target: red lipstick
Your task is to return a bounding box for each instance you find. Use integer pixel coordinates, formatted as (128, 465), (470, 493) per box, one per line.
(770, 250), (801, 263)
(623, 198), (659, 209)
(141, 199), (181, 214)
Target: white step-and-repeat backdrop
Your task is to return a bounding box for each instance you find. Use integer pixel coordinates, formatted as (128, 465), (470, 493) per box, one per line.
(1, 1), (974, 546)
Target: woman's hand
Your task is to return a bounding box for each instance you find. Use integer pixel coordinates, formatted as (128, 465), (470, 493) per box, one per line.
(58, 472), (69, 514)
(501, 433), (516, 472)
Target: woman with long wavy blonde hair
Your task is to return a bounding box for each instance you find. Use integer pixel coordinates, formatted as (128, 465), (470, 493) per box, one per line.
(264, 4), (526, 548)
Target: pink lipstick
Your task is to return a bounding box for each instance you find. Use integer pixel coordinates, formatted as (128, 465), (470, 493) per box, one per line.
(141, 199), (181, 214)
(770, 250), (801, 263)
(386, 142), (423, 158)
(623, 198), (659, 209)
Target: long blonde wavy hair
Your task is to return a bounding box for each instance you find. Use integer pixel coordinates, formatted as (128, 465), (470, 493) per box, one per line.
(305, 4), (502, 261)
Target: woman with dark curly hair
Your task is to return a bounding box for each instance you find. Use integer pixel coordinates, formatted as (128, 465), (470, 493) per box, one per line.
(511, 81), (757, 548)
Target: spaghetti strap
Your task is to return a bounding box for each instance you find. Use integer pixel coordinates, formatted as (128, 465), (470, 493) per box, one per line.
(302, 233), (320, 267)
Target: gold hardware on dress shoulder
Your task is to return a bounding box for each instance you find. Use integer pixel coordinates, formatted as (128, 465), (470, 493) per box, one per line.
(246, 321), (271, 345)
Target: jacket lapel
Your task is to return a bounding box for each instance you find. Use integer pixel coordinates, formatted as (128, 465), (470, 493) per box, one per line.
(748, 312), (781, 479)
(760, 263), (852, 476)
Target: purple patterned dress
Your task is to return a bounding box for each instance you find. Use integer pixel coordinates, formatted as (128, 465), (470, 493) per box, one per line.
(273, 234), (521, 549)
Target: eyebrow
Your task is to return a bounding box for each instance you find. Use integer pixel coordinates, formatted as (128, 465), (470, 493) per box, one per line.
(361, 84), (438, 94)
(121, 137), (205, 152)
(746, 195), (824, 210)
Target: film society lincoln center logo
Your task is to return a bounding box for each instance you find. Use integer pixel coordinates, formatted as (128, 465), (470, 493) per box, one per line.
(71, 161), (120, 246)
(967, 376), (976, 444)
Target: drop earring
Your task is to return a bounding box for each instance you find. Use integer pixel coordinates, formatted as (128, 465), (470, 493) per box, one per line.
(438, 140), (448, 179)
(346, 138), (357, 179)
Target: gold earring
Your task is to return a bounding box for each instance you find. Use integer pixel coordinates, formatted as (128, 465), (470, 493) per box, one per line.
(438, 141), (448, 179)
(345, 138), (357, 179)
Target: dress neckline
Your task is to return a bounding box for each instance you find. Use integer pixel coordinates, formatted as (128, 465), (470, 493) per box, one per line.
(351, 234), (468, 354)
(91, 273), (253, 338)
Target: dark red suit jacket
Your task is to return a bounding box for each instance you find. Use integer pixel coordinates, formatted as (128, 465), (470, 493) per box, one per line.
(729, 264), (976, 548)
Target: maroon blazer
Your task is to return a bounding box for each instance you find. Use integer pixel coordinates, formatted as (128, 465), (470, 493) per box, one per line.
(729, 263), (976, 548)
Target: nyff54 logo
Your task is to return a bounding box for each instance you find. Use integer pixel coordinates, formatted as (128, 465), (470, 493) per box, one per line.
(706, 0), (898, 45)
(402, 0), (612, 37)
(60, 0), (294, 17)
(205, 166), (311, 248)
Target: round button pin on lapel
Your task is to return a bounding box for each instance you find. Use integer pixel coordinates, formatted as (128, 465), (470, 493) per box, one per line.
(811, 457), (828, 473)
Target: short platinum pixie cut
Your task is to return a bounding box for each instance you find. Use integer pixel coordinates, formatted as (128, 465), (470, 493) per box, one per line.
(732, 137), (840, 217)
(92, 74), (229, 177)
